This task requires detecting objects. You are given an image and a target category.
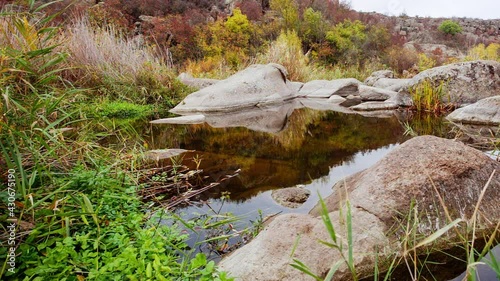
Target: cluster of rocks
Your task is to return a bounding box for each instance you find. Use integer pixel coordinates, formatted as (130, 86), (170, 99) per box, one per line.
(393, 16), (500, 45)
(169, 60), (500, 125)
(157, 61), (500, 280)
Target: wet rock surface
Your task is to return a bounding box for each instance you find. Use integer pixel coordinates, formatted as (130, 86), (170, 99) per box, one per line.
(271, 186), (311, 208)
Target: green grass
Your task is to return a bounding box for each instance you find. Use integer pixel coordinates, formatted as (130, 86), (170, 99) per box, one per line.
(92, 101), (153, 119)
(409, 79), (449, 113)
(0, 5), (233, 280)
(290, 181), (499, 281)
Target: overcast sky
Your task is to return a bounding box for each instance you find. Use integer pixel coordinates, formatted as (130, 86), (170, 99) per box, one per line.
(349, 0), (500, 20)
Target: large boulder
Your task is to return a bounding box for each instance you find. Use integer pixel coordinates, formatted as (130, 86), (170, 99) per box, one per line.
(177, 73), (219, 89)
(170, 64), (296, 113)
(373, 78), (411, 92)
(446, 96), (500, 125)
(364, 70), (395, 86)
(358, 85), (397, 101)
(220, 136), (500, 280)
(310, 136), (500, 226)
(404, 60), (500, 105)
(298, 78), (361, 98)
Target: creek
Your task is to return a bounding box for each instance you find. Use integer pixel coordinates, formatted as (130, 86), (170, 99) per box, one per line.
(146, 102), (496, 280)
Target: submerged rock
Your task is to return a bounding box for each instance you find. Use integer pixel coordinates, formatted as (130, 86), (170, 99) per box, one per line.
(446, 96), (500, 125)
(145, 149), (191, 161)
(271, 186), (311, 208)
(350, 101), (398, 111)
(219, 136), (500, 281)
(171, 64), (295, 113)
(404, 60), (500, 105)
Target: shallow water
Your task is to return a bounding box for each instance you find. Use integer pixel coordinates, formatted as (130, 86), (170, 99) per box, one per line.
(147, 104), (497, 279)
(149, 107), (408, 215)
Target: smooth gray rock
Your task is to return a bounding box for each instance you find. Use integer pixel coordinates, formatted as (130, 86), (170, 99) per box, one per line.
(404, 60), (500, 105)
(288, 81), (304, 92)
(373, 78), (411, 91)
(177, 73), (220, 90)
(387, 91), (414, 107)
(299, 78), (361, 98)
(351, 101), (398, 111)
(358, 85), (397, 101)
(364, 70), (395, 86)
(446, 96), (500, 125)
(219, 209), (389, 281)
(271, 186), (311, 208)
(171, 64), (295, 113)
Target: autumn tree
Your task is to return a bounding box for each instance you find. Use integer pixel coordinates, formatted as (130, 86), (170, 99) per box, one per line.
(301, 8), (328, 47)
(195, 8), (255, 67)
(326, 20), (366, 64)
(269, 0), (299, 30)
(237, 0), (263, 21)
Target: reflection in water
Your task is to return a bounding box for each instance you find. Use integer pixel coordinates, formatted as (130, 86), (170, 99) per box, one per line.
(149, 108), (408, 204)
(147, 105), (499, 279)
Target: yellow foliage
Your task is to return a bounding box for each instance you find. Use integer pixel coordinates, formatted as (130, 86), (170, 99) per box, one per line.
(466, 43), (500, 61)
(258, 30), (309, 81)
(417, 53), (436, 72)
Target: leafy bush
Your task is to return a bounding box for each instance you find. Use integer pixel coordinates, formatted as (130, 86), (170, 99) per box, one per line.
(325, 20), (366, 64)
(466, 43), (500, 61)
(417, 53), (437, 72)
(385, 46), (419, 74)
(438, 20), (462, 36)
(269, 0), (300, 30)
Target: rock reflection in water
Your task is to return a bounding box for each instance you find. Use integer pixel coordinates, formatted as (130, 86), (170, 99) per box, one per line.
(149, 105), (408, 203)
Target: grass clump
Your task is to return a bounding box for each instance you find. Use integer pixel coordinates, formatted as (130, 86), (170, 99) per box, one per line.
(63, 17), (189, 107)
(258, 29), (309, 81)
(409, 79), (449, 113)
(0, 4), (233, 280)
(94, 101), (153, 119)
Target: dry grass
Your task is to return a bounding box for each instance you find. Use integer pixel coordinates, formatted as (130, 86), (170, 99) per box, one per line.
(62, 17), (168, 86)
(257, 30), (309, 82)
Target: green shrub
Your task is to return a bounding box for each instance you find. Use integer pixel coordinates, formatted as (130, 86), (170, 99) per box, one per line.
(438, 20), (462, 36)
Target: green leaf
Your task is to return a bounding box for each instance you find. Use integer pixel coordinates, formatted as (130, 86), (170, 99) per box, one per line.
(324, 260), (344, 281)
(318, 192), (337, 244)
(414, 218), (463, 249)
(290, 259), (322, 281)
